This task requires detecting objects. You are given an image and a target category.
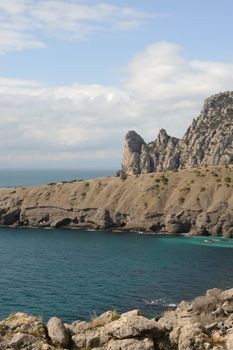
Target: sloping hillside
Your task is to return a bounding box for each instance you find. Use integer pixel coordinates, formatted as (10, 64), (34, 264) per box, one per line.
(0, 164), (233, 236)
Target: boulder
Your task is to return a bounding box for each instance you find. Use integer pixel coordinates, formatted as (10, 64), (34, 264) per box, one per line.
(47, 316), (70, 348)
(106, 337), (154, 350)
(104, 315), (161, 339)
(178, 323), (209, 350)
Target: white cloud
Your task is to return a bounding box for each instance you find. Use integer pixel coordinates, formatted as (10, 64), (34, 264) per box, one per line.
(0, 42), (233, 167)
(0, 0), (154, 53)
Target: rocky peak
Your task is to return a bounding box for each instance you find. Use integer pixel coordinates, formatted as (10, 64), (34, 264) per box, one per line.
(122, 91), (233, 174)
(154, 128), (170, 147)
(124, 130), (145, 154)
(122, 130), (149, 175)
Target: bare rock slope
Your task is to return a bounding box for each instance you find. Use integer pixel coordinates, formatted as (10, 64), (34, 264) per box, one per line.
(1, 287), (233, 349)
(122, 91), (233, 175)
(0, 164), (233, 236)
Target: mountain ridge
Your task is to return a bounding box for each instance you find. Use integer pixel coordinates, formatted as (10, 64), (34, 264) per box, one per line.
(122, 91), (233, 175)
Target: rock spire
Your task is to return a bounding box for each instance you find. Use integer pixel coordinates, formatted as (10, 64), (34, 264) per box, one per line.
(122, 91), (233, 174)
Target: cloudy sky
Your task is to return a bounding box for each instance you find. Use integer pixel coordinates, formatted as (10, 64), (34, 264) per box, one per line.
(0, 0), (233, 169)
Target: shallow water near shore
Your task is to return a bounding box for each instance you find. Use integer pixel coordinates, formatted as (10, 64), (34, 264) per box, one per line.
(0, 227), (233, 323)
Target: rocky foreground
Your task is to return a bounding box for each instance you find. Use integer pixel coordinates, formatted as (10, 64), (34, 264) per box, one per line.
(1, 164), (233, 236)
(1, 288), (233, 350)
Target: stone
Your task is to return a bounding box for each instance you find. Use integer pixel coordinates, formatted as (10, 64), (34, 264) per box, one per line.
(121, 91), (233, 175)
(104, 315), (161, 339)
(178, 323), (209, 350)
(68, 320), (90, 335)
(1, 287), (233, 349)
(95, 209), (113, 229)
(220, 288), (233, 301)
(122, 130), (147, 175)
(47, 316), (70, 348)
(0, 313), (50, 350)
(121, 309), (141, 317)
(106, 337), (154, 350)
(9, 332), (36, 348)
(226, 331), (233, 350)
(2, 207), (21, 225)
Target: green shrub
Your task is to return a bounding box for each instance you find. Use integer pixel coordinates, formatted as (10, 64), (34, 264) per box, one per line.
(120, 172), (128, 181)
(209, 336), (225, 346)
(224, 176), (231, 183)
(111, 311), (121, 322)
(180, 187), (191, 192)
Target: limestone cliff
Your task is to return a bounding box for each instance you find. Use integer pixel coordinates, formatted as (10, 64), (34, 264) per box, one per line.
(1, 287), (233, 349)
(122, 91), (233, 175)
(1, 164), (233, 236)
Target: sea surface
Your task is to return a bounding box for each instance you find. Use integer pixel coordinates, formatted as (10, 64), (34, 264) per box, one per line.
(0, 169), (233, 323)
(0, 228), (233, 323)
(0, 168), (116, 188)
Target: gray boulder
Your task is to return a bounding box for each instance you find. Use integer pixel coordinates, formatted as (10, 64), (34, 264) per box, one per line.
(104, 315), (161, 339)
(106, 337), (154, 350)
(47, 316), (70, 348)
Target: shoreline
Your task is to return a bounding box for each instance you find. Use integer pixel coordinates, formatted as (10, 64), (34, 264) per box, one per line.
(1, 287), (233, 350)
(0, 165), (233, 237)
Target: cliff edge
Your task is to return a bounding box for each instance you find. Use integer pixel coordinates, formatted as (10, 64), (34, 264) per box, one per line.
(0, 164), (233, 236)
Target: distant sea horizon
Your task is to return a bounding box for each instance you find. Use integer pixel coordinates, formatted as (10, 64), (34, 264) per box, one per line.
(0, 168), (117, 188)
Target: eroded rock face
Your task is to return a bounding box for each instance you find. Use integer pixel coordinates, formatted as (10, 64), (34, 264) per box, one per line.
(122, 130), (147, 175)
(0, 312), (53, 350)
(1, 287), (233, 349)
(122, 91), (233, 174)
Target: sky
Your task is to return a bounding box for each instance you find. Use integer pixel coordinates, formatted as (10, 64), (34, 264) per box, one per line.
(0, 0), (233, 169)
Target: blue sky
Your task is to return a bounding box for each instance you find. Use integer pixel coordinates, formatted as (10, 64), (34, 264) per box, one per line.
(0, 0), (233, 168)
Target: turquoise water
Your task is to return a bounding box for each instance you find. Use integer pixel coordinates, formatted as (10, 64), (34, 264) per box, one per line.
(0, 170), (232, 323)
(0, 228), (232, 323)
(0, 169), (115, 188)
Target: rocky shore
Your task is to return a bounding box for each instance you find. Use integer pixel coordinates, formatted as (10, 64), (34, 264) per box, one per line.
(1, 287), (233, 349)
(0, 164), (233, 236)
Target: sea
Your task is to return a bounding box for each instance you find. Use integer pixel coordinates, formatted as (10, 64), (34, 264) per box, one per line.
(0, 169), (233, 323)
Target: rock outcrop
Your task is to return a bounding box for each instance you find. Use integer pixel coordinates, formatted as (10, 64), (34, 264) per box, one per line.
(122, 91), (233, 175)
(1, 287), (233, 349)
(1, 164), (233, 236)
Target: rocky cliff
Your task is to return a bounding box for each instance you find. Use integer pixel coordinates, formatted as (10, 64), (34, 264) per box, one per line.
(122, 91), (233, 175)
(1, 164), (233, 236)
(1, 287), (233, 349)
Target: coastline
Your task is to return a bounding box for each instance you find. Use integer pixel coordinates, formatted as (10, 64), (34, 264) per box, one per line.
(1, 287), (233, 350)
(0, 164), (233, 237)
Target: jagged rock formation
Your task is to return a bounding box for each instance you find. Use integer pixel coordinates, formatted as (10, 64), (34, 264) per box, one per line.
(1, 287), (233, 349)
(122, 91), (233, 175)
(1, 164), (233, 236)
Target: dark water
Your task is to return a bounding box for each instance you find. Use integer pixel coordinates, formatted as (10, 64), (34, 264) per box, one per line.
(0, 228), (232, 323)
(0, 168), (115, 188)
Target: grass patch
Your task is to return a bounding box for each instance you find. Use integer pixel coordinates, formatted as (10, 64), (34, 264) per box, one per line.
(178, 197), (185, 204)
(224, 176), (231, 183)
